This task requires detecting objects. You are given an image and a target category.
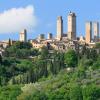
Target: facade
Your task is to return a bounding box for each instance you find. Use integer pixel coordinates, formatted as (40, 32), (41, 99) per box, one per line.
(79, 36), (86, 45)
(85, 22), (92, 44)
(30, 36), (79, 52)
(47, 33), (53, 39)
(94, 22), (99, 42)
(38, 34), (45, 40)
(31, 41), (44, 49)
(19, 29), (27, 42)
(68, 12), (76, 40)
(0, 41), (9, 48)
(57, 16), (63, 40)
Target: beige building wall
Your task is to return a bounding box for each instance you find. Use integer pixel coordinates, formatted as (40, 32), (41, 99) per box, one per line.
(57, 16), (63, 40)
(19, 29), (27, 42)
(94, 22), (99, 42)
(68, 12), (76, 40)
(85, 22), (92, 44)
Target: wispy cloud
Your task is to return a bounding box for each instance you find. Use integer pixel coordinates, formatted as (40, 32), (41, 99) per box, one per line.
(0, 5), (38, 34)
(46, 22), (54, 28)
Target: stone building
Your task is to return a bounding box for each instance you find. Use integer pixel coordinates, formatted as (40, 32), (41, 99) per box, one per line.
(19, 29), (27, 42)
(67, 12), (76, 40)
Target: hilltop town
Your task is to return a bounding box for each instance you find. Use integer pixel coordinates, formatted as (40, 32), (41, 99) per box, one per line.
(0, 11), (99, 55)
(0, 11), (100, 100)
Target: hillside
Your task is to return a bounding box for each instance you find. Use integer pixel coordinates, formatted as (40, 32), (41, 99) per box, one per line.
(0, 42), (100, 100)
(0, 68), (100, 100)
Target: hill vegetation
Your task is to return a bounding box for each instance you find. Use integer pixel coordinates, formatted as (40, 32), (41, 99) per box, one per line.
(0, 41), (100, 100)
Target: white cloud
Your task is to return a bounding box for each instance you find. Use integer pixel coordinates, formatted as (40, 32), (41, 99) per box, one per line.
(0, 5), (37, 34)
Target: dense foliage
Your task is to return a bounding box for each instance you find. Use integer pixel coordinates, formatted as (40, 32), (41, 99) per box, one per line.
(0, 42), (100, 100)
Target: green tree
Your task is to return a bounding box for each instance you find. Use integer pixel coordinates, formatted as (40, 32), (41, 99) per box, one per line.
(0, 54), (2, 64)
(89, 49), (98, 61)
(14, 41), (32, 49)
(82, 84), (100, 100)
(64, 49), (78, 67)
(4, 41), (33, 58)
(0, 85), (21, 100)
(77, 58), (86, 79)
(70, 84), (83, 100)
(92, 56), (100, 69)
(8, 38), (12, 47)
(95, 42), (100, 48)
(41, 46), (49, 59)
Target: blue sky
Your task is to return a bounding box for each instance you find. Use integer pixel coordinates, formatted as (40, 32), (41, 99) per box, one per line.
(0, 0), (100, 40)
